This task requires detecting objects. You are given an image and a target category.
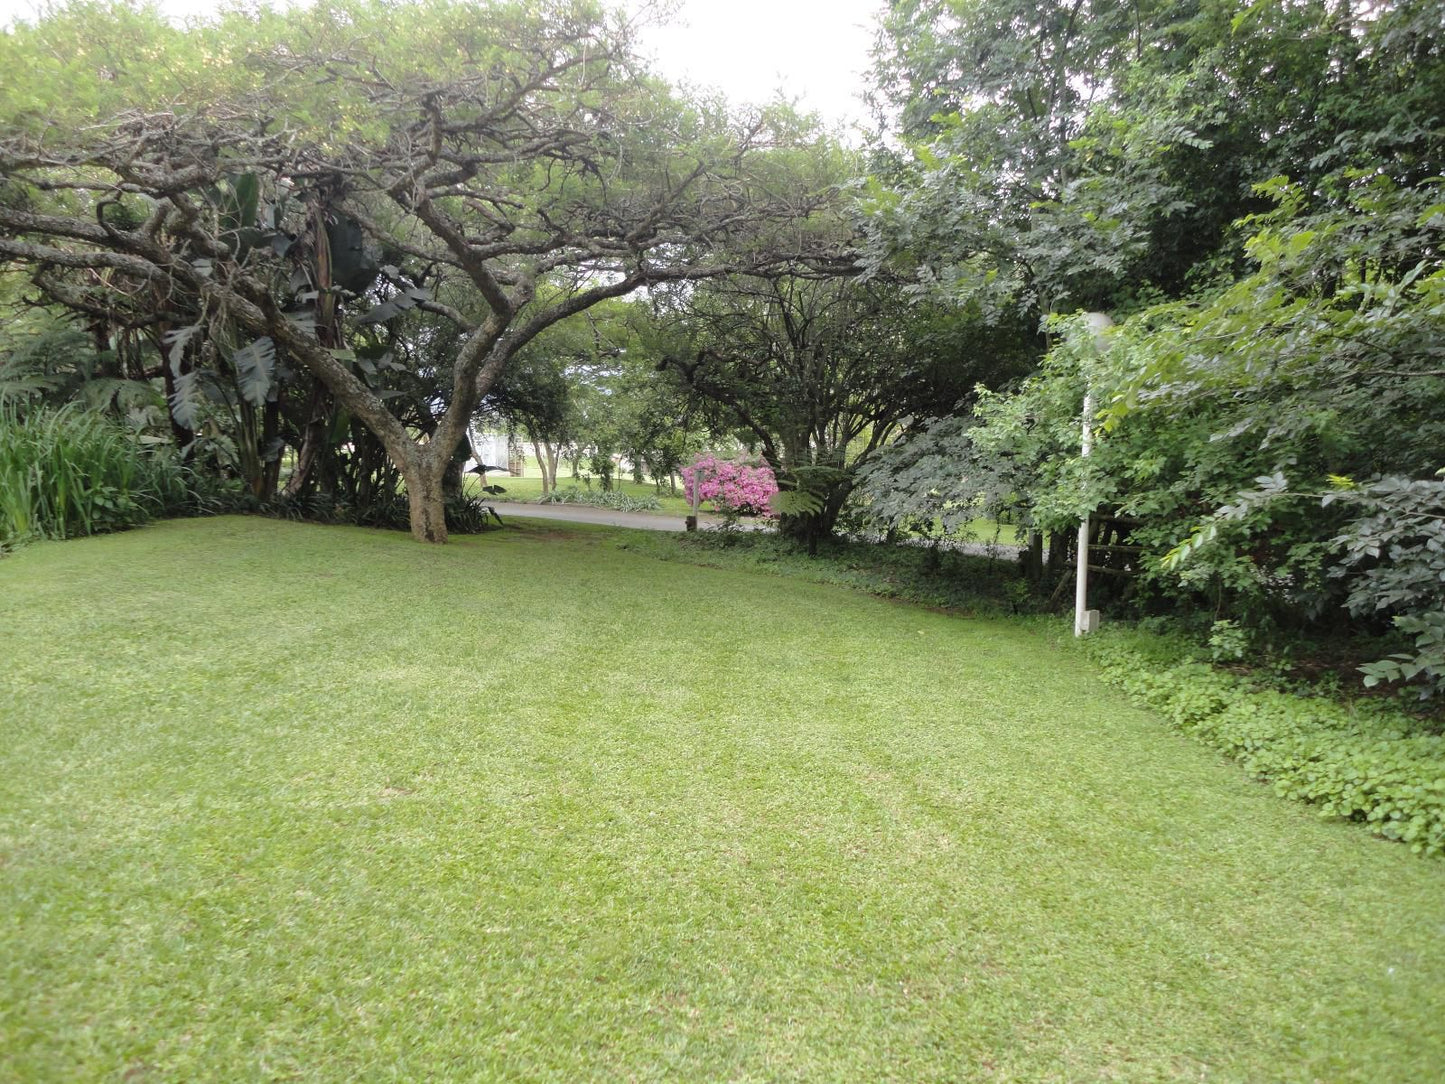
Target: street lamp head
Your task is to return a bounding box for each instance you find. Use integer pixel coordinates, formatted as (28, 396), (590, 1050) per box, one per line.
(1081, 311), (1115, 352)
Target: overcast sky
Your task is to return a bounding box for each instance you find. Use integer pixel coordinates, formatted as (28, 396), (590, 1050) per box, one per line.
(632, 0), (882, 131)
(0, 0), (884, 130)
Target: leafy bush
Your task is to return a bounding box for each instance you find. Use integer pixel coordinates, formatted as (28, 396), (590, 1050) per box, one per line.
(1084, 630), (1445, 857)
(442, 496), (501, 533)
(864, 176), (1445, 671)
(263, 491), (498, 534)
(681, 455), (777, 516)
(534, 486), (661, 513)
(1331, 475), (1445, 697)
(1, 405), (193, 548)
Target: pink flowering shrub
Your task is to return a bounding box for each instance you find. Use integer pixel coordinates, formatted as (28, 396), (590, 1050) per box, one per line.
(681, 455), (778, 517)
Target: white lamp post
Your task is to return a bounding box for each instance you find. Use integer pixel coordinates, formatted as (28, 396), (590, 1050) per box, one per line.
(1074, 312), (1114, 637)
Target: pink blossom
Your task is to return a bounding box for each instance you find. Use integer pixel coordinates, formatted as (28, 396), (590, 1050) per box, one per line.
(681, 455), (779, 517)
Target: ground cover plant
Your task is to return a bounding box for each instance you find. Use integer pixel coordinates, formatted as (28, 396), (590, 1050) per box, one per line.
(533, 485), (663, 513)
(1081, 629), (1445, 857)
(2, 516), (1443, 1082)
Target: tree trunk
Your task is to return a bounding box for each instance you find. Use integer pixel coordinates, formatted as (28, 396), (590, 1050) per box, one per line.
(1024, 530), (1044, 583)
(260, 397), (283, 497)
(532, 440), (550, 493)
(442, 440), (469, 500)
(284, 381), (331, 497)
(1046, 530), (1070, 580)
(779, 478), (851, 552)
(405, 463), (448, 544)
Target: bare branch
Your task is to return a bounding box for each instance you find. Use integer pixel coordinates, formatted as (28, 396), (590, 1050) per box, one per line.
(0, 236), (167, 281)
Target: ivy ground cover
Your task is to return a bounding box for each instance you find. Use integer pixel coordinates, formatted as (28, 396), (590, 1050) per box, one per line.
(1, 517), (1442, 1082)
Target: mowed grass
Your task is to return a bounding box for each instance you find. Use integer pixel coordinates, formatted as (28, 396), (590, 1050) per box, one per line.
(468, 473), (694, 515)
(1, 517), (1442, 1083)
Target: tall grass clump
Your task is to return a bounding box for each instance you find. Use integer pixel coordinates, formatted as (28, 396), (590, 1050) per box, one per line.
(0, 405), (192, 549)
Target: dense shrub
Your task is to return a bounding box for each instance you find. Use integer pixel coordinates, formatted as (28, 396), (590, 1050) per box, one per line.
(263, 491), (499, 533)
(0, 405), (194, 548)
(681, 455), (777, 517)
(1084, 630), (1445, 857)
(1331, 475), (1445, 698)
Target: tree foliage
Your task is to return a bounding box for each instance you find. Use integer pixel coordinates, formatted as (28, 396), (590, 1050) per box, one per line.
(658, 266), (1030, 546)
(859, 0), (1445, 694)
(867, 0), (1445, 313)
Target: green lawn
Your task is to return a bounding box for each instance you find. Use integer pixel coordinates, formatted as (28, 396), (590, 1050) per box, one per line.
(942, 515), (1022, 547)
(2, 516), (1442, 1082)
(469, 474), (694, 515)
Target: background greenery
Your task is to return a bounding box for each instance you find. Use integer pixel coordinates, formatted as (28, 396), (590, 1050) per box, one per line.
(4, 0), (1440, 692)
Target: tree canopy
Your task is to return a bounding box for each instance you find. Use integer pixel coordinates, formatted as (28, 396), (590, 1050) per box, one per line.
(0, 0), (844, 540)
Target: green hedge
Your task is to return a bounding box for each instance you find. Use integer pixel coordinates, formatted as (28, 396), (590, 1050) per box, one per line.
(0, 406), (193, 548)
(1084, 632), (1445, 857)
(534, 486), (662, 512)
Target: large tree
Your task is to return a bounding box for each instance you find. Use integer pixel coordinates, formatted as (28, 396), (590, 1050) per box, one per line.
(0, 0), (836, 541)
(865, 0), (1171, 316)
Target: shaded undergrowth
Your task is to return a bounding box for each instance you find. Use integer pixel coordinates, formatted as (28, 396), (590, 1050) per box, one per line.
(616, 528), (1036, 616)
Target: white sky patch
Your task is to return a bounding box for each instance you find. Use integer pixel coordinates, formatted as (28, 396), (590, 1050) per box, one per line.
(0, 0), (884, 130)
(630, 0), (882, 132)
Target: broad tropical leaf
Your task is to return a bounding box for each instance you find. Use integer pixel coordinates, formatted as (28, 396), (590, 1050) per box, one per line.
(168, 369), (205, 430)
(231, 337), (275, 408)
(162, 324), (202, 374)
